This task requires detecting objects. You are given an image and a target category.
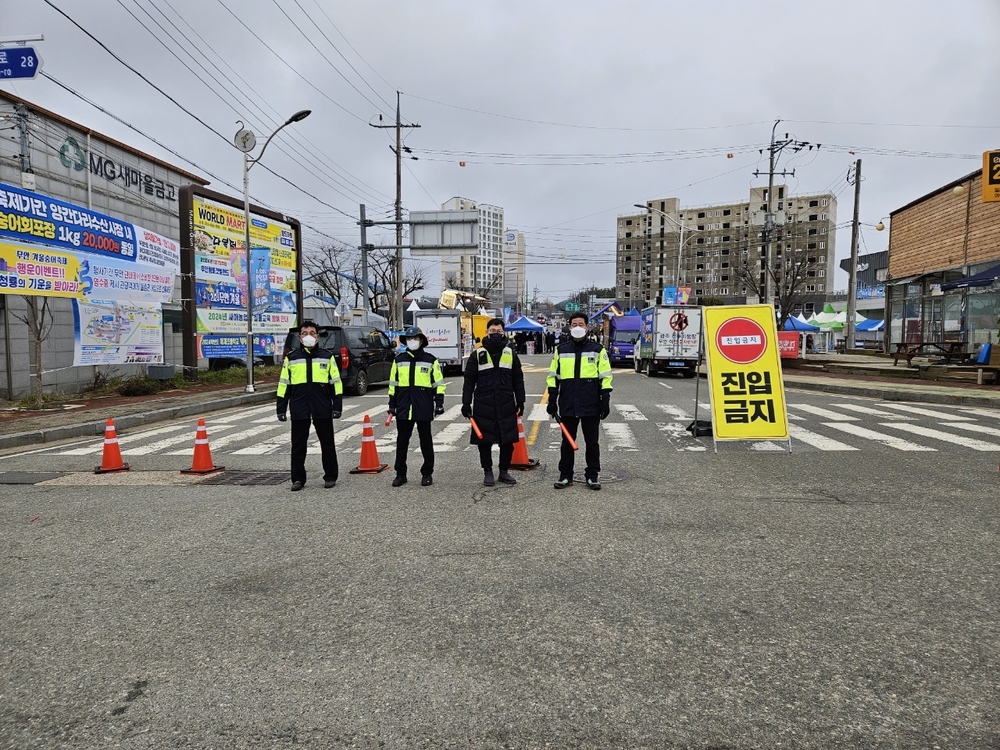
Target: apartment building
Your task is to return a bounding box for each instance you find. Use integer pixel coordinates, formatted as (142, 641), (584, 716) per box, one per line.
(617, 186), (837, 313)
(439, 197), (506, 308)
(502, 230), (527, 310)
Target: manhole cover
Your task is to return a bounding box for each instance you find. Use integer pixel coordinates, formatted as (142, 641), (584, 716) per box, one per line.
(571, 469), (625, 484)
(0, 472), (67, 485)
(198, 471), (288, 486)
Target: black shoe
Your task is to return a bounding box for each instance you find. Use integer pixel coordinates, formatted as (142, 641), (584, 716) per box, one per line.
(497, 471), (517, 485)
(324, 480), (337, 489)
(587, 478), (602, 491)
(290, 481), (305, 492)
(392, 475), (407, 487)
(554, 477), (572, 489)
(483, 470), (495, 486)
(421, 475), (433, 486)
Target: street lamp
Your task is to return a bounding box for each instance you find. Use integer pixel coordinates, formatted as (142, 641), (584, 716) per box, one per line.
(234, 109), (311, 393)
(634, 204), (704, 303)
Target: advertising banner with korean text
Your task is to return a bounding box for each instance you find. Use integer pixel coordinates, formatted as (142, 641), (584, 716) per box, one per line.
(0, 180), (179, 273)
(0, 239), (174, 303)
(704, 305), (789, 441)
(196, 333), (278, 359)
(191, 195), (297, 335)
(73, 300), (164, 366)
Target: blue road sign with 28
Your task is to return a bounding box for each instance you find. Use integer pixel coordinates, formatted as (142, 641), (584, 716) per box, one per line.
(0, 47), (42, 80)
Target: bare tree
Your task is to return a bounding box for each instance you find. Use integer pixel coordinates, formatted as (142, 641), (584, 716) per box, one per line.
(12, 296), (53, 408)
(302, 242), (356, 306)
(735, 239), (818, 328)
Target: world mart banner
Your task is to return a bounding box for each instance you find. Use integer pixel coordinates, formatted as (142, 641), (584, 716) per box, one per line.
(0, 181), (180, 273)
(0, 239), (174, 303)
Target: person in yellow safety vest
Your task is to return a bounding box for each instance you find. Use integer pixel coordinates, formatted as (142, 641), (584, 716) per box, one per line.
(387, 325), (446, 487)
(461, 317), (525, 487)
(276, 319), (344, 491)
(546, 311), (613, 491)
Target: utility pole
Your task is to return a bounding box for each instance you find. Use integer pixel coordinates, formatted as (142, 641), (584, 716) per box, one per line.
(753, 120), (820, 314)
(846, 159), (863, 351)
(359, 204), (371, 324)
(369, 92), (419, 329)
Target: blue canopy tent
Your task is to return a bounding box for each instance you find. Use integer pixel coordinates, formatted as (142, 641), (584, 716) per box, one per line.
(506, 316), (545, 332)
(782, 317), (820, 331)
(626, 307), (641, 316)
(856, 319), (885, 331)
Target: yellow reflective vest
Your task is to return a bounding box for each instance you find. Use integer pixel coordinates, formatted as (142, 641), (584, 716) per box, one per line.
(276, 346), (344, 419)
(546, 339), (613, 417)
(388, 349), (446, 421)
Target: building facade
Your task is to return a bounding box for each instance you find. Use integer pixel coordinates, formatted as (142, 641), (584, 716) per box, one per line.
(502, 229), (526, 311)
(885, 169), (1000, 350)
(0, 91), (207, 399)
(439, 197), (505, 308)
(617, 186), (837, 314)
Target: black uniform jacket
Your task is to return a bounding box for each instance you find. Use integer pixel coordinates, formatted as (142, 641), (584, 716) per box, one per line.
(462, 343), (525, 445)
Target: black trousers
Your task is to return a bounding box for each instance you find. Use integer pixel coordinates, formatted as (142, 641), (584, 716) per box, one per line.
(478, 442), (514, 471)
(290, 417), (338, 485)
(557, 415), (601, 482)
(395, 418), (434, 477)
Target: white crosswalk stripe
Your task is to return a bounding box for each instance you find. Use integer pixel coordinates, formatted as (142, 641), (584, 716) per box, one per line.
(19, 395), (1000, 458)
(615, 404), (647, 421)
(787, 404), (858, 421)
(788, 424), (858, 451)
(882, 422), (1000, 451)
(822, 422), (936, 451)
(879, 403), (973, 421)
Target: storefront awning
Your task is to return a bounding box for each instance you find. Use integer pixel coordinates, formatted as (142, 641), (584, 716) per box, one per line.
(940, 263), (1000, 291)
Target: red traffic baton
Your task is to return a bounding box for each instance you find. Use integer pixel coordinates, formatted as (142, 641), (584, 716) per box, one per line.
(557, 418), (578, 451)
(469, 417), (484, 440)
(384, 413), (394, 427)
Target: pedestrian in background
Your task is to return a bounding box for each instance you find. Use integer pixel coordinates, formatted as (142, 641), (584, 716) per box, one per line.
(276, 319), (343, 491)
(387, 325), (446, 487)
(462, 317), (525, 486)
(547, 311), (613, 490)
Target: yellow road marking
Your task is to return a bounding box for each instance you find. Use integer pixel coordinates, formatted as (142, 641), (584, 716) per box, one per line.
(527, 390), (548, 446)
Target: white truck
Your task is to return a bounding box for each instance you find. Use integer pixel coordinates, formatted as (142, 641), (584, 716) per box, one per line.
(635, 305), (702, 378)
(413, 309), (465, 374)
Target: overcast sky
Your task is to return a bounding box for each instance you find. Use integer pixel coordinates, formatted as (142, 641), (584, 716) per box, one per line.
(4, 0), (999, 303)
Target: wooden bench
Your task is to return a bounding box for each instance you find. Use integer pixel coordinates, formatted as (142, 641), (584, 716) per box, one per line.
(892, 342), (966, 367)
(941, 365), (1000, 385)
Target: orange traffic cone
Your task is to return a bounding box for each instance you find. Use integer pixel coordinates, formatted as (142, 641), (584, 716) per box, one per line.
(181, 418), (224, 475)
(509, 414), (540, 470)
(94, 418), (130, 474)
(349, 414), (390, 474)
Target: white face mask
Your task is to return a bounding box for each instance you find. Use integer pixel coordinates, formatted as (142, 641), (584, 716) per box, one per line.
(406, 339), (421, 351)
(570, 326), (587, 340)
(301, 334), (317, 348)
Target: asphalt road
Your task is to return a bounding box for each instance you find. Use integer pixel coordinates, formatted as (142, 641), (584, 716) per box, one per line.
(1, 364), (998, 748)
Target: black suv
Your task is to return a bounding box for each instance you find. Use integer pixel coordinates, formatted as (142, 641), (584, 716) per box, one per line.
(281, 325), (396, 396)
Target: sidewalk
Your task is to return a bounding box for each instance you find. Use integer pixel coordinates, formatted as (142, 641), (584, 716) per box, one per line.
(1, 355), (998, 450)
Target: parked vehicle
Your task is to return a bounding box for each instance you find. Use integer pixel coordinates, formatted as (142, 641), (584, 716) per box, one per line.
(635, 305), (702, 377)
(605, 315), (641, 366)
(207, 355), (267, 371)
(281, 325), (396, 396)
(413, 309), (465, 374)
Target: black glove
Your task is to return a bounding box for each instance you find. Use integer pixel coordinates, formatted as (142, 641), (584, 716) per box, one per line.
(461, 404), (472, 418)
(599, 393), (611, 420)
(331, 411), (342, 420)
(546, 400), (558, 417)
(435, 405), (445, 416)
(387, 403), (396, 416)
(277, 413), (287, 422)
(517, 403), (524, 417)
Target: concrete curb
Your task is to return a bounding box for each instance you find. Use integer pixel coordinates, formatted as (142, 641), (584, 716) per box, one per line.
(783, 377), (1000, 408)
(0, 389), (276, 450)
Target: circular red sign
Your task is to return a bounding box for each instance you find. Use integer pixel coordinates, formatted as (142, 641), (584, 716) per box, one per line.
(715, 317), (767, 364)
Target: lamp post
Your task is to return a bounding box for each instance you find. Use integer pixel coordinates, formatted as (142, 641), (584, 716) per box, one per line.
(234, 109), (310, 393)
(634, 204), (704, 304)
